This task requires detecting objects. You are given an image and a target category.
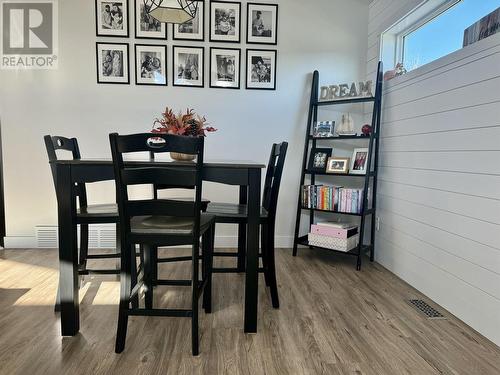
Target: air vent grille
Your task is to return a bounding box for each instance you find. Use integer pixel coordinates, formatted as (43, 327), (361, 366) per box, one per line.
(35, 225), (116, 249)
(409, 299), (445, 319)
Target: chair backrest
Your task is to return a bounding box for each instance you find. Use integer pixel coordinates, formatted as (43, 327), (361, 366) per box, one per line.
(262, 142), (288, 221)
(44, 135), (87, 206)
(109, 133), (205, 239)
(149, 151), (196, 198)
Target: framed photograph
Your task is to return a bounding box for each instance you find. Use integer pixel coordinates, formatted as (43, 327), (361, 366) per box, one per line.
(135, 0), (167, 39)
(210, 1), (241, 43)
(308, 148), (332, 173)
(173, 46), (204, 88)
(350, 148), (369, 175)
(135, 44), (167, 86)
(246, 49), (277, 90)
(210, 48), (241, 89)
(247, 3), (278, 45)
(96, 42), (130, 84)
(95, 0), (129, 37)
(173, 1), (204, 41)
(313, 121), (335, 138)
(326, 157), (350, 174)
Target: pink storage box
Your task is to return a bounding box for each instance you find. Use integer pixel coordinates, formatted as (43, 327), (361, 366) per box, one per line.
(310, 224), (358, 239)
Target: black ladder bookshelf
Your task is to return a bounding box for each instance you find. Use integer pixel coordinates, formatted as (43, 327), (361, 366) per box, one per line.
(292, 62), (383, 270)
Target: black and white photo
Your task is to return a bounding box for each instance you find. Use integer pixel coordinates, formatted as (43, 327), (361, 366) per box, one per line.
(96, 42), (129, 84)
(246, 49), (277, 90)
(135, 0), (167, 39)
(173, 46), (204, 87)
(210, 1), (241, 42)
(135, 44), (167, 86)
(173, 2), (204, 41)
(95, 0), (129, 37)
(308, 148), (332, 173)
(247, 3), (278, 45)
(210, 48), (240, 89)
(326, 157), (350, 174)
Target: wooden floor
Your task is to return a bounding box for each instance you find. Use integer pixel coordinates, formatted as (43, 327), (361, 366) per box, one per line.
(0, 248), (499, 375)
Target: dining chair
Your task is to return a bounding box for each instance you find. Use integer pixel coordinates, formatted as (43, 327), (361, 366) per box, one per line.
(110, 132), (215, 356)
(44, 136), (120, 277)
(206, 142), (288, 309)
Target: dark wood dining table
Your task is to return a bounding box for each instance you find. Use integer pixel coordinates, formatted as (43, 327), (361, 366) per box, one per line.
(51, 158), (265, 336)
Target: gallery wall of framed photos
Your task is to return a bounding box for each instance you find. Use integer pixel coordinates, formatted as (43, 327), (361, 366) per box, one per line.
(94, 0), (279, 90)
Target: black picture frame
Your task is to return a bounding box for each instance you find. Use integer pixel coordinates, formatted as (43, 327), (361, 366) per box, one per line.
(173, 1), (205, 41)
(246, 2), (278, 45)
(135, 44), (168, 86)
(172, 45), (205, 88)
(95, 0), (130, 38)
(134, 0), (168, 40)
(246, 49), (277, 91)
(308, 148), (332, 172)
(96, 42), (130, 85)
(209, 47), (241, 89)
(209, 1), (242, 43)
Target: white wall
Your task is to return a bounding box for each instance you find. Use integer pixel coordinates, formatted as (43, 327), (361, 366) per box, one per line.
(0, 0), (369, 247)
(367, 0), (500, 346)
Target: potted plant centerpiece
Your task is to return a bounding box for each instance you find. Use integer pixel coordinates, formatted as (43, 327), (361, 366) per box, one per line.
(152, 107), (217, 161)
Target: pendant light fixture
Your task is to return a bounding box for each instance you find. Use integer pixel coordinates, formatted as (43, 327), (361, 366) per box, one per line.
(143, 0), (202, 24)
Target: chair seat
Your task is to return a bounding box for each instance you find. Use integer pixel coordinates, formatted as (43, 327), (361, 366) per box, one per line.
(206, 202), (268, 222)
(131, 213), (216, 236)
(77, 203), (118, 222)
(169, 197), (210, 211)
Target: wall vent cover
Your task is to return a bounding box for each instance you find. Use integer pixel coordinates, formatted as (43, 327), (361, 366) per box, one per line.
(36, 225), (116, 249)
(408, 299), (445, 319)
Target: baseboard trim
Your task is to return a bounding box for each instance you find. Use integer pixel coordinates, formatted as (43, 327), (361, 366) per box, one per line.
(4, 235), (294, 249)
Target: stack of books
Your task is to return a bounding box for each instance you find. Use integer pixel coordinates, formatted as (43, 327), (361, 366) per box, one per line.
(308, 222), (359, 252)
(302, 185), (364, 213)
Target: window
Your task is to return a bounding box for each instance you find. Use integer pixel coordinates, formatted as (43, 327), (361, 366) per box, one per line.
(381, 0), (500, 73)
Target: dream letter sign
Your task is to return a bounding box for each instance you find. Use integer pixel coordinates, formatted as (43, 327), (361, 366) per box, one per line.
(320, 80), (373, 101)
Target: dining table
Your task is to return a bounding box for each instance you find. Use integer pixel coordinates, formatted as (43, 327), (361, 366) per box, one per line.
(51, 158), (265, 336)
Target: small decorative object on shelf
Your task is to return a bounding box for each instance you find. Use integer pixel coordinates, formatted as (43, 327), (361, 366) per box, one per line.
(308, 148), (332, 172)
(336, 113), (355, 136)
(361, 124), (372, 136)
(313, 121), (335, 138)
(319, 80), (373, 101)
(350, 148), (369, 175)
(384, 63), (407, 81)
(152, 107), (217, 161)
(326, 157), (350, 174)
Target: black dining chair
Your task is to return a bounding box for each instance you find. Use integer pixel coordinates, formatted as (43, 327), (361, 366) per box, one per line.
(110, 132), (215, 356)
(206, 142), (288, 309)
(44, 136), (121, 277)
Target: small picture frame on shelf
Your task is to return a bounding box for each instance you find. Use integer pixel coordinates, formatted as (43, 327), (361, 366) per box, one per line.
(350, 148), (369, 175)
(95, 0), (129, 37)
(173, 46), (204, 88)
(247, 3), (278, 45)
(210, 1), (241, 43)
(173, 1), (204, 41)
(96, 42), (130, 84)
(308, 148), (332, 172)
(135, 0), (167, 39)
(135, 44), (167, 86)
(313, 121), (335, 138)
(326, 157), (350, 174)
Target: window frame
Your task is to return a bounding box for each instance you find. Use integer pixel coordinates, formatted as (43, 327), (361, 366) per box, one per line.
(396, 0), (462, 70)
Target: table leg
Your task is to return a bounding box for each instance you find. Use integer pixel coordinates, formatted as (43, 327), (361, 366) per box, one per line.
(237, 186), (248, 272)
(56, 164), (80, 336)
(244, 168), (261, 333)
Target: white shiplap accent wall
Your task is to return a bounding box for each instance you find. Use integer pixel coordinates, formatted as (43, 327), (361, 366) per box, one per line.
(367, 0), (500, 346)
